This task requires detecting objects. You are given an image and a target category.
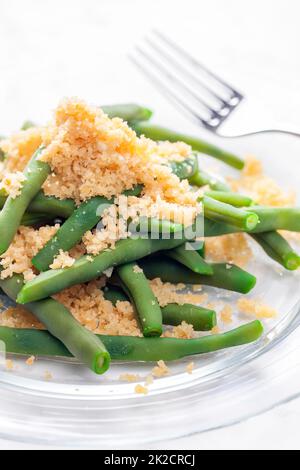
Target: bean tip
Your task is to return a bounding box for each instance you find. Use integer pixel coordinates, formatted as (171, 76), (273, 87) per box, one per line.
(93, 351), (111, 375)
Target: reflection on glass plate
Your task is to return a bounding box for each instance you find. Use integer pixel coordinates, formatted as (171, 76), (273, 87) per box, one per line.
(0, 131), (300, 448)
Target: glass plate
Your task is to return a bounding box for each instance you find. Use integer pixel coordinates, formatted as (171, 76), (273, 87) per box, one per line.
(0, 131), (300, 448)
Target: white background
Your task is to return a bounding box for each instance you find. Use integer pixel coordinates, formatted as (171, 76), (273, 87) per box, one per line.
(0, 0), (300, 449)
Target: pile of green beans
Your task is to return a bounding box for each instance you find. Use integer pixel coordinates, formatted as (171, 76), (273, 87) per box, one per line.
(3, 102), (299, 376)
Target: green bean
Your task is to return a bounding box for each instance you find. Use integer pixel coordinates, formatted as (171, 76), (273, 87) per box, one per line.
(17, 235), (188, 304)
(0, 320), (263, 361)
(133, 217), (184, 236)
(189, 169), (230, 191)
(139, 255), (256, 294)
(132, 122), (245, 169)
(0, 274), (110, 374)
(21, 212), (52, 227)
(32, 185), (144, 271)
(103, 285), (129, 304)
(165, 242), (213, 275)
(168, 154), (198, 180)
(247, 206), (300, 233)
(252, 231), (300, 270)
(204, 191), (253, 207)
(203, 205), (300, 271)
(103, 286), (216, 331)
(0, 190), (76, 218)
(203, 196), (259, 231)
(204, 206), (300, 234)
(27, 192), (75, 218)
(197, 240), (205, 257)
(115, 262), (163, 337)
(0, 147), (50, 255)
(32, 195), (113, 271)
(101, 104), (152, 123)
(161, 303), (216, 331)
(201, 218), (300, 271)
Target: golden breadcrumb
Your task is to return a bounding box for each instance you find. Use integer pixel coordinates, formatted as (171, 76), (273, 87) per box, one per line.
(205, 233), (252, 268)
(0, 225), (59, 281)
(55, 283), (141, 336)
(145, 375), (154, 386)
(211, 326), (220, 334)
(220, 305), (233, 324)
(149, 278), (208, 307)
(26, 356), (36, 366)
(229, 156), (296, 207)
(119, 373), (141, 383)
(50, 249), (76, 270)
(133, 264), (143, 274)
(6, 359), (14, 370)
(164, 321), (195, 339)
(37, 98), (198, 206)
(237, 298), (277, 319)
(151, 360), (170, 378)
(0, 306), (44, 329)
(186, 362), (195, 374)
(0, 171), (26, 198)
(135, 384), (148, 395)
(0, 126), (44, 172)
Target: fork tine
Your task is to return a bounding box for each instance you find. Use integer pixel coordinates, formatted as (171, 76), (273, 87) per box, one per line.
(129, 53), (214, 129)
(134, 45), (223, 120)
(144, 36), (231, 112)
(153, 30), (244, 104)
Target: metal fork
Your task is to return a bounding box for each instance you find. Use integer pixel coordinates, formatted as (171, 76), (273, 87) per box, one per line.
(130, 31), (299, 138)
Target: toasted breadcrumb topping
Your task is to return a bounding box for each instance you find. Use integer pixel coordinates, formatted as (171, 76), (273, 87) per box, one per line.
(0, 171), (26, 198)
(5, 359), (14, 370)
(55, 283), (142, 336)
(220, 305), (233, 324)
(0, 127), (44, 172)
(145, 375), (154, 386)
(134, 384), (148, 395)
(119, 373), (141, 383)
(133, 265), (143, 274)
(0, 99), (196, 206)
(50, 249), (76, 270)
(211, 326), (220, 335)
(151, 360), (170, 378)
(205, 233), (252, 268)
(186, 362), (195, 374)
(0, 225), (59, 281)
(163, 321), (195, 339)
(237, 298), (277, 319)
(26, 356), (36, 366)
(229, 156), (296, 207)
(0, 306), (44, 329)
(149, 278), (208, 307)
